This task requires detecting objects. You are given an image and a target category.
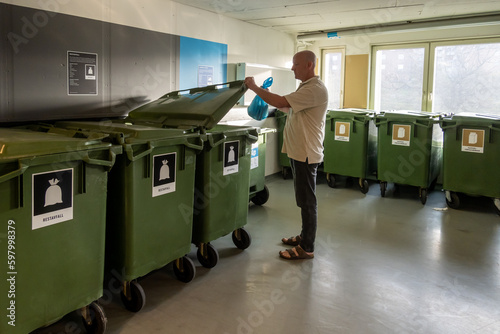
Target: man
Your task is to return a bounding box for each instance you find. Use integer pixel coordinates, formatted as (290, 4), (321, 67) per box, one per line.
(244, 50), (328, 260)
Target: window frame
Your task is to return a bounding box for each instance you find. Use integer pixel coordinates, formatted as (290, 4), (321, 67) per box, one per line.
(321, 47), (346, 109)
(369, 37), (500, 113)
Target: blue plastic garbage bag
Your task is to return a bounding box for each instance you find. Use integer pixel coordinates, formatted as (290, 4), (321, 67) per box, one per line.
(247, 77), (273, 120)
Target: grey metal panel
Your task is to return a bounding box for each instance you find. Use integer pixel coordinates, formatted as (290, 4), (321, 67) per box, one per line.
(0, 3), (179, 123)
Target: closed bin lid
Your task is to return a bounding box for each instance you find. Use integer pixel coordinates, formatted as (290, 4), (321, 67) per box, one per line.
(0, 127), (111, 162)
(376, 110), (438, 120)
(327, 108), (373, 120)
(125, 81), (247, 130)
(440, 112), (500, 126)
(54, 120), (198, 145)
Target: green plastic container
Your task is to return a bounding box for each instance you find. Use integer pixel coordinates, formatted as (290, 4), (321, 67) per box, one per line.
(324, 109), (374, 193)
(53, 121), (203, 312)
(275, 110), (292, 179)
(374, 110), (442, 204)
(439, 113), (500, 212)
(249, 128), (275, 205)
(0, 127), (120, 334)
(125, 81), (258, 269)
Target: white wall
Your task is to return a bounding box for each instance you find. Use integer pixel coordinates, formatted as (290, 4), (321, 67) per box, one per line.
(1, 0), (296, 67)
(1, 0), (294, 176)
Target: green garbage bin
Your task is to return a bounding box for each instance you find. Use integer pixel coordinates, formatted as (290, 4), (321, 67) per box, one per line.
(125, 81), (258, 269)
(52, 121), (203, 312)
(0, 127), (120, 334)
(249, 128), (276, 205)
(323, 109), (374, 193)
(439, 113), (500, 213)
(374, 110), (442, 204)
(275, 110), (292, 179)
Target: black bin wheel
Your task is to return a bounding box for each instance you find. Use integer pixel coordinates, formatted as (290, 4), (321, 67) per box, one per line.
(197, 243), (219, 268)
(251, 185), (270, 205)
(445, 191), (460, 209)
(82, 302), (107, 334)
(380, 182), (387, 197)
(326, 173), (336, 188)
(359, 179), (369, 194)
(120, 280), (146, 313)
(419, 188), (428, 205)
(173, 256), (196, 283)
(232, 228), (252, 250)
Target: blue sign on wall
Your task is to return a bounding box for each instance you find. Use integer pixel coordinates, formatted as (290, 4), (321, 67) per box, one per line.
(179, 37), (227, 89)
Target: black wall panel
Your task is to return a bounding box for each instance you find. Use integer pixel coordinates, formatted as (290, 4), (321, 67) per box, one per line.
(0, 3), (179, 123)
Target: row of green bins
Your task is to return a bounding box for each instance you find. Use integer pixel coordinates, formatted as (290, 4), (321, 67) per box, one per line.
(374, 110), (442, 205)
(249, 128), (276, 205)
(0, 127), (121, 334)
(125, 81), (259, 269)
(50, 121), (203, 313)
(323, 109), (375, 194)
(275, 110), (292, 179)
(439, 113), (500, 214)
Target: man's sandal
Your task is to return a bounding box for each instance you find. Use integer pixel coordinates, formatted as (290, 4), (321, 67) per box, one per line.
(279, 246), (314, 260)
(281, 235), (301, 246)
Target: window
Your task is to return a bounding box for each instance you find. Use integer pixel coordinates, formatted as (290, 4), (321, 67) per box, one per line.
(372, 45), (427, 111)
(431, 41), (500, 114)
(322, 48), (345, 109)
(370, 38), (500, 115)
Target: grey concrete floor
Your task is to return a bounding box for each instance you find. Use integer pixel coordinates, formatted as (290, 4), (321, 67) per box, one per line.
(35, 173), (500, 334)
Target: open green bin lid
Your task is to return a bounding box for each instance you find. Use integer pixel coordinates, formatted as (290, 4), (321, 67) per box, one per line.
(125, 81), (247, 130)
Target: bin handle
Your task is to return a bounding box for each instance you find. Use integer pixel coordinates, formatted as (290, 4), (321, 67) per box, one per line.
(489, 124), (500, 132)
(0, 163), (28, 184)
(83, 149), (117, 170)
(246, 132), (259, 143)
(208, 134), (227, 148)
(412, 119), (434, 128)
(182, 136), (204, 151)
(125, 142), (154, 161)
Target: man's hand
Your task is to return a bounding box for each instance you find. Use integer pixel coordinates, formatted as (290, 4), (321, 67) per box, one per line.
(244, 77), (258, 91)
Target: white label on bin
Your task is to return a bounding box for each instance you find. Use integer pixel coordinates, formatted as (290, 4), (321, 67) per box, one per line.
(223, 140), (240, 176)
(153, 152), (177, 197)
(251, 143), (259, 169)
(32, 168), (73, 230)
(335, 122), (350, 142)
(392, 124), (411, 146)
(462, 129), (484, 153)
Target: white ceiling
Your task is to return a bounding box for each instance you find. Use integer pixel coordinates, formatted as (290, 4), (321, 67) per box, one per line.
(170, 0), (500, 36)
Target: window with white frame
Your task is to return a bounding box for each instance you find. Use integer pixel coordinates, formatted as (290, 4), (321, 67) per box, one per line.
(370, 38), (500, 115)
(322, 48), (345, 109)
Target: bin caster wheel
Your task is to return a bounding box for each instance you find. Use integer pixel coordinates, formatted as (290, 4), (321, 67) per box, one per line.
(282, 167), (291, 179)
(232, 228), (252, 250)
(493, 198), (500, 216)
(326, 173), (336, 188)
(120, 281), (146, 313)
(251, 185), (269, 205)
(81, 302), (107, 334)
(197, 243), (219, 268)
(380, 182), (387, 197)
(173, 256), (196, 283)
(445, 191), (460, 209)
(419, 188), (428, 205)
(359, 179), (369, 194)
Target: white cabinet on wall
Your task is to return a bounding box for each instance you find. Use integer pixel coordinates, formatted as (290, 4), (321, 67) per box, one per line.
(233, 63), (297, 106)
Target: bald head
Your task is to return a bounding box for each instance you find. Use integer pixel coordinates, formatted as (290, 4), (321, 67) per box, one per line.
(295, 50), (317, 67)
(291, 50), (317, 82)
